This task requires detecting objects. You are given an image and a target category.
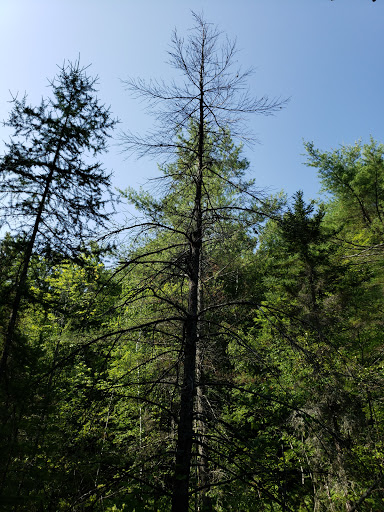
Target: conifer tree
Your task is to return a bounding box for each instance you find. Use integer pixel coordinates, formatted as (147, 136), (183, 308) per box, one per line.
(120, 13), (287, 511)
(0, 60), (117, 380)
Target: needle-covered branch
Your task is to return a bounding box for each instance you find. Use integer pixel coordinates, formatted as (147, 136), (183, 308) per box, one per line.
(0, 60), (117, 379)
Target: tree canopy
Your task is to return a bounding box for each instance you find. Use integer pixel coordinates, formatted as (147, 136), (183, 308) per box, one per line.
(0, 14), (383, 512)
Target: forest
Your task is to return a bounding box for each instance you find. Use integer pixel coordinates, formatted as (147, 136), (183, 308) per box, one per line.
(0, 13), (383, 512)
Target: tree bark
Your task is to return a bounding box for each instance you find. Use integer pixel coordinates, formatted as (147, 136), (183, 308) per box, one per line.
(172, 233), (201, 511)
(171, 31), (206, 512)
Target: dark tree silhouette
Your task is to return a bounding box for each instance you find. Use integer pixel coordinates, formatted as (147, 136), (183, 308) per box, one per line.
(120, 13), (287, 512)
(0, 60), (117, 381)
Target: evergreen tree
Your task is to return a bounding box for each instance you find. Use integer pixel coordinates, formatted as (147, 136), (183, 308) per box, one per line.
(0, 60), (117, 380)
(110, 128), (272, 511)
(305, 139), (384, 243)
(252, 188), (384, 510)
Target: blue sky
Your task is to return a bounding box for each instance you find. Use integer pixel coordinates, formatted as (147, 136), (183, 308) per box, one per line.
(1, 0), (383, 205)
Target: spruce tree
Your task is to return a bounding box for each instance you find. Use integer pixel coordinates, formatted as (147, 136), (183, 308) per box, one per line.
(0, 60), (117, 380)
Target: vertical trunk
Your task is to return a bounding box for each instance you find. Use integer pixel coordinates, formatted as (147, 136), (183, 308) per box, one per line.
(0, 113), (70, 382)
(172, 236), (200, 512)
(171, 32), (206, 512)
(172, 164), (202, 510)
(0, 167), (55, 381)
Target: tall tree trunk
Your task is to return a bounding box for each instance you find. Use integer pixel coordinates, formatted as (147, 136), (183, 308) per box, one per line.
(0, 113), (69, 382)
(172, 233), (200, 511)
(171, 36), (206, 512)
(0, 168), (54, 381)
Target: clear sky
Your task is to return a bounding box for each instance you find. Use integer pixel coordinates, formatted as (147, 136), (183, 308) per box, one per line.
(0, 0), (383, 205)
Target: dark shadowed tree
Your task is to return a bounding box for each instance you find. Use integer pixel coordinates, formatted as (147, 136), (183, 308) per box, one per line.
(0, 60), (117, 381)
(120, 12), (287, 512)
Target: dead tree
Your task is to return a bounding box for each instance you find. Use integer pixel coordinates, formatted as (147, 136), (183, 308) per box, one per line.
(120, 12), (287, 512)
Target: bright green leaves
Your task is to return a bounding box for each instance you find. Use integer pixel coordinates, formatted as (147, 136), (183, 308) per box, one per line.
(305, 138), (384, 240)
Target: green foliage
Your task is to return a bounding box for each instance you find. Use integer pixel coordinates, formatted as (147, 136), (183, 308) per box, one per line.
(0, 246), (121, 511)
(305, 138), (384, 242)
(246, 183), (384, 510)
(0, 59), (117, 259)
(1, 52), (384, 510)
